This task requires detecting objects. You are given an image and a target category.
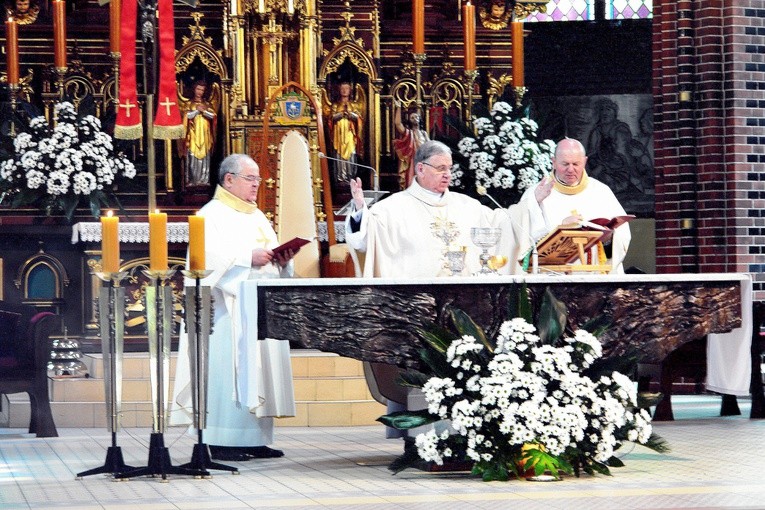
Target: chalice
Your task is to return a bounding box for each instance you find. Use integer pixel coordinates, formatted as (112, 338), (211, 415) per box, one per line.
(445, 249), (467, 276)
(470, 227), (502, 275)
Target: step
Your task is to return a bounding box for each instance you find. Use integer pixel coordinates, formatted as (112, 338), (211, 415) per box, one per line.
(1, 350), (386, 429)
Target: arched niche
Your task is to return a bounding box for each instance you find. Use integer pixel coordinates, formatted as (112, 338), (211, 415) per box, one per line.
(14, 249), (69, 314)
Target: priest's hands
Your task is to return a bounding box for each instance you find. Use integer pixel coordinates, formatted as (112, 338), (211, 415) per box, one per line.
(273, 249), (295, 268)
(252, 248), (274, 267)
(534, 174), (554, 204)
(252, 248), (295, 268)
(350, 177), (365, 211)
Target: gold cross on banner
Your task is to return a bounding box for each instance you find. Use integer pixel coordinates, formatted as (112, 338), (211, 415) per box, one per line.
(119, 99), (136, 118)
(159, 96), (176, 116)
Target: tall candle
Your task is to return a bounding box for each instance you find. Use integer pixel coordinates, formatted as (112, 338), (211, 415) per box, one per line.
(412, 0), (424, 54)
(462, 2), (476, 71)
(188, 213), (205, 271)
(53, 0), (66, 68)
(101, 212), (120, 274)
(5, 17), (18, 86)
(109, 0), (121, 54)
(149, 210), (168, 271)
(511, 21), (524, 87)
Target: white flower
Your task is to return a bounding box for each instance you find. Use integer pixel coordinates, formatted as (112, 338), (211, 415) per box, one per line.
(0, 101), (136, 218)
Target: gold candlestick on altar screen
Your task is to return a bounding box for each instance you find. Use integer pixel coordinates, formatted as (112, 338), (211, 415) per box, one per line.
(53, 0), (67, 69)
(5, 17), (19, 86)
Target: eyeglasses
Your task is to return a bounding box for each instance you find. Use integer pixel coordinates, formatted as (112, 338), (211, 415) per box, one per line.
(421, 161), (456, 174)
(233, 173), (262, 183)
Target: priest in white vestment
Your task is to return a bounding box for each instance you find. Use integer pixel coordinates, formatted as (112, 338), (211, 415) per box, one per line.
(345, 140), (525, 439)
(519, 138), (632, 274)
(345, 140), (526, 277)
(170, 154), (297, 462)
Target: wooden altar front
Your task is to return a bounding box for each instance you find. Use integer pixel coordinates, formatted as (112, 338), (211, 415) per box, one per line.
(243, 273), (749, 419)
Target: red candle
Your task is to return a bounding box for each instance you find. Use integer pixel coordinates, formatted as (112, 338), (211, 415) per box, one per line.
(109, 0), (121, 54)
(53, 0), (66, 68)
(462, 2), (476, 71)
(412, 0), (424, 54)
(512, 21), (525, 87)
(5, 17), (18, 86)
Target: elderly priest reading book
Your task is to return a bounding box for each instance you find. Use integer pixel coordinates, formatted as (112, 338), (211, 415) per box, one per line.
(519, 138), (632, 274)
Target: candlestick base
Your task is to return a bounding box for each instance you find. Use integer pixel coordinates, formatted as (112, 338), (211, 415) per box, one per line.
(8, 84), (19, 138)
(142, 268), (178, 284)
(55, 67), (67, 101)
(181, 269), (214, 280)
(94, 271), (129, 286)
(514, 86), (527, 108)
(464, 70), (480, 125)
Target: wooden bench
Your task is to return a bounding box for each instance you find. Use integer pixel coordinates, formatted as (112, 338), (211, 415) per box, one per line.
(0, 302), (61, 437)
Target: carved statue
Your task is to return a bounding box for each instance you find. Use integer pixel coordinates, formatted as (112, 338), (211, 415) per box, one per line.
(6, 0), (39, 25)
(322, 81), (366, 184)
(393, 101), (429, 189)
(480, 0), (510, 30)
(177, 80), (220, 187)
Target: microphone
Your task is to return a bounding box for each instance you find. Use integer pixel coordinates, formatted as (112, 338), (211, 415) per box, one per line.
(476, 185), (540, 275)
(318, 152), (377, 175)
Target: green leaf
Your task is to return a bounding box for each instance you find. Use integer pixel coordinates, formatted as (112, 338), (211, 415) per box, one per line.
(397, 368), (430, 388)
(418, 346), (452, 377)
(642, 432), (671, 454)
(450, 308), (494, 353)
(417, 324), (455, 354)
(62, 195), (79, 222)
(607, 456), (625, 467)
(377, 409), (440, 430)
(537, 287), (567, 343)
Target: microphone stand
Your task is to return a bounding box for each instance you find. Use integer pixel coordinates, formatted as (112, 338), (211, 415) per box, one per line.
(318, 152), (378, 189)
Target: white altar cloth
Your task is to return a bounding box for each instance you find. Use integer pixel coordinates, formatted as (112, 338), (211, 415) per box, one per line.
(245, 273), (753, 396)
(71, 221), (346, 244)
(706, 274), (753, 396)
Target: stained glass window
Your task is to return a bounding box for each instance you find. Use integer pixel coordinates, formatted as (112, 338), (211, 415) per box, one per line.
(523, 0), (652, 22)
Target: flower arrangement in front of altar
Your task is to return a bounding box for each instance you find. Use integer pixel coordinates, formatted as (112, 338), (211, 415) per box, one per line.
(381, 288), (668, 481)
(0, 101), (136, 222)
(451, 101), (555, 208)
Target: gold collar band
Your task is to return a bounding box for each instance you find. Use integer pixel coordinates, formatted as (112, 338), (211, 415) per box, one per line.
(553, 170), (589, 195)
(214, 185), (258, 214)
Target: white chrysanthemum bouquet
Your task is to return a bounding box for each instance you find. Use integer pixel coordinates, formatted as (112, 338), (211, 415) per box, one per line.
(0, 102), (136, 221)
(381, 287), (668, 481)
(452, 101), (555, 207)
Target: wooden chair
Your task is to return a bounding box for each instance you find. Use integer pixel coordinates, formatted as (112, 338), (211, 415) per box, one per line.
(0, 302), (60, 437)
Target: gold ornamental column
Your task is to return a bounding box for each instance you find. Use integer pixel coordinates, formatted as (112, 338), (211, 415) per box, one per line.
(299, 0), (318, 89)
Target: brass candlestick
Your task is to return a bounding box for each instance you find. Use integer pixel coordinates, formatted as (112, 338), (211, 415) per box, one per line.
(115, 267), (203, 480)
(76, 271), (135, 479)
(413, 52), (426, 110)
(55, 66), (67, 101)
(110, 52), (121, 113)
(514, 85), (527, 108)
(464, 69), (479, 126)
(178, 269), (237, 475)
(8, 84), (18, 138)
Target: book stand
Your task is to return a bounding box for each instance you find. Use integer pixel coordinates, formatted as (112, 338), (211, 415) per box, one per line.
(530, 228), (611, 274)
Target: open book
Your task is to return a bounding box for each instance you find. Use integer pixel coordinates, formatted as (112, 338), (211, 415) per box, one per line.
(532, 215), (635, 266)
(272, 236), (314, 257)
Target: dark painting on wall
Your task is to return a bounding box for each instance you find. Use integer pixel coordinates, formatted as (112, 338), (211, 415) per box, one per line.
(531, 94), (654, 217)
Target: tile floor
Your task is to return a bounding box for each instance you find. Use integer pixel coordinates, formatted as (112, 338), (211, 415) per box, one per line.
(1, 395), (765, 509)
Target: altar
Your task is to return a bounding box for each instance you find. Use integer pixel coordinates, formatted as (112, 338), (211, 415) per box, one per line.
(240, 273), (753, 419)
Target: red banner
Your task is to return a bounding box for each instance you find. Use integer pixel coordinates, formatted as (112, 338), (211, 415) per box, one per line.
(153, 0), (184, 140)
(114, 0), (142, 140)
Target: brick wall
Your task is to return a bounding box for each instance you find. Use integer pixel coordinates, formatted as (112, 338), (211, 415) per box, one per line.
(654, 0), (765, 298)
